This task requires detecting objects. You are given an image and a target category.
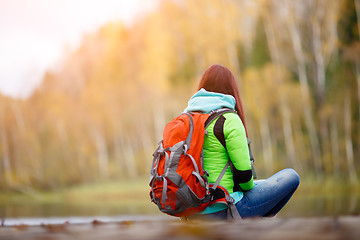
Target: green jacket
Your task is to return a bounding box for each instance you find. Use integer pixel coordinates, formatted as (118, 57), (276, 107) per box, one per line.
(185, 88), (254, 194)
(204, 112), (254, 193)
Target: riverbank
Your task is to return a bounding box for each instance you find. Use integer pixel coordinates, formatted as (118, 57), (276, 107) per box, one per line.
(1, 216), (359, 240)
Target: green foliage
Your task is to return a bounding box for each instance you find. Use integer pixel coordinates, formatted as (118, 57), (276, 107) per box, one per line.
(248, 19), (271, 68)
(338, 0), (359, 45)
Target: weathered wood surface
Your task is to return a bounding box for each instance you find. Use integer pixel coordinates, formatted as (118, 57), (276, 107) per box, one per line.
(1, 216), (359, 240)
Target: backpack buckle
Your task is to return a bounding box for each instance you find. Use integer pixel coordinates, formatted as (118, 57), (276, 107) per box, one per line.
(226, 195), (235, 204)
(183, 144), (188, 154)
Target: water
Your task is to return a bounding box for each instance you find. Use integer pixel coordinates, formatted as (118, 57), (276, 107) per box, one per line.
(1, 215), (172, 226)
(281, 192), (360, 217)
(0, 201), (173, 226)
(1, 190), (359, 226)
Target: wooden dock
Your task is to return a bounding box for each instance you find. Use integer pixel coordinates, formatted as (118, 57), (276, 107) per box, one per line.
(1, 216), (359, 240)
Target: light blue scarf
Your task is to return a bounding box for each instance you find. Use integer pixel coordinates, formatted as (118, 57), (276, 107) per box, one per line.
(184, 88), (235, 113)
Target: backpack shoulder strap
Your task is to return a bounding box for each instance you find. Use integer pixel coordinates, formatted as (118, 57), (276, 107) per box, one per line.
(204, 108), (236, 129)
(212, 110), (257, 192)
(212, 113), (240, 192)
(204, 108), (236, 191)
(213, 115), (227, 149)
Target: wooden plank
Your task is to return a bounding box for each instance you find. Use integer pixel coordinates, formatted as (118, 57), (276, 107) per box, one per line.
(0, 216), (359, 240)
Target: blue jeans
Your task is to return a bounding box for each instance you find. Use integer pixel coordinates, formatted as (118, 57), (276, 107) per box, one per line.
(206, 168), (300, 219)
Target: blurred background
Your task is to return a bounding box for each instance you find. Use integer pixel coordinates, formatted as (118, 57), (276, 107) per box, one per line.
(0, 0), (359, 221)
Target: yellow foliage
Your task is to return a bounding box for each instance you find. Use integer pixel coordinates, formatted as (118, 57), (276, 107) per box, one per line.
(0, 0), (358, 190)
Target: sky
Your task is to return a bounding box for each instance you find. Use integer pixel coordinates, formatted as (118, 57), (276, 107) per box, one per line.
(0, 0), (159, 98)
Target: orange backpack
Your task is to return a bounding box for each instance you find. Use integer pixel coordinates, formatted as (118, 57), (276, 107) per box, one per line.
(149, 109), (241, 218)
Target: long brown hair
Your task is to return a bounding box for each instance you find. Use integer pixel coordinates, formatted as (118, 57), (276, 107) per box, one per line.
(197, 64), (248, 136)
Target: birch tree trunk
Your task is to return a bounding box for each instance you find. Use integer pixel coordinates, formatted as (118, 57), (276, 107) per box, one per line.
(260, 116), (273, 175)
(154, 103), (166, 142)
(355, 0), (360, 42)
(93, 128), (109, 179)
(312, 7), (326, 105)
(263, 14), (298, 169)
(10, 102), (25, 184)
(113, 135), (123, 169)
(352, 0), (360, 164)
(309, 0), (340, 174)
(0, 103), (12, 187)
(120, 136), (138, 179)
(344, 95), (358, 183)
(330, 117), (340, 178)
(227, 43), (242, 87)
(312, 17), (329, 162)
(355, 63), (360, 162)
(287, 9), (322, 173)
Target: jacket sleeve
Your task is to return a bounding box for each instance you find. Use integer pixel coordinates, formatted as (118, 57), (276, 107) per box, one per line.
(223, 113), (254, 191)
